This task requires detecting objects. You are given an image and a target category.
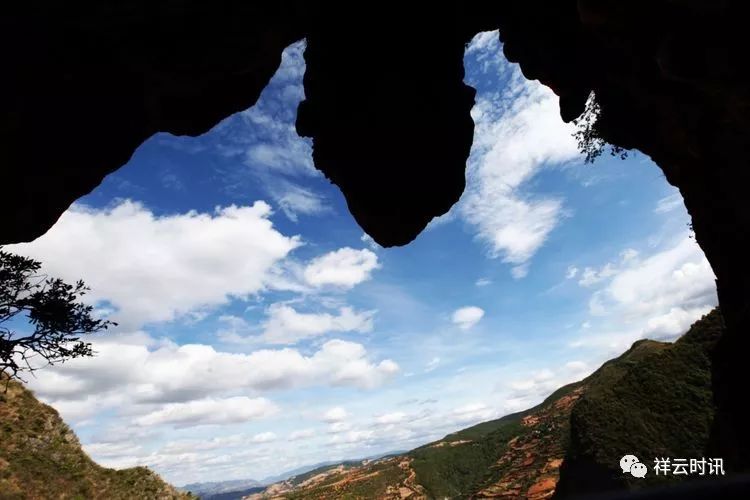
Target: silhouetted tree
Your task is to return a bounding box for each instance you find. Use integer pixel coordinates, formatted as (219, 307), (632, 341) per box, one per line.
(0, 248), (115, 384)
(573, 92), (628, 164)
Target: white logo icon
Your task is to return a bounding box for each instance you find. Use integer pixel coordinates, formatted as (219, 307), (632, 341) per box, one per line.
(620, 454), (647, 478)
(631, 462), (648, 478)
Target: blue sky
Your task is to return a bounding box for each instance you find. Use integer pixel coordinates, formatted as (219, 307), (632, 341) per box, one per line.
(8, 33), (717, 485)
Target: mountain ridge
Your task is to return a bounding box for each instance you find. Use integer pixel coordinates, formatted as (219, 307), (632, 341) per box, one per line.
(243, 309), (724, 499)
(0, 376), (193, 500)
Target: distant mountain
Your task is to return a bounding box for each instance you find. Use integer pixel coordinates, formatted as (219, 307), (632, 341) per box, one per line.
(245, 309), (724, 499)
(182, 451), (408, 499)
(0, 377), (192, 499)
(179, 479), (264, 499)
(260, 450), (408, 485)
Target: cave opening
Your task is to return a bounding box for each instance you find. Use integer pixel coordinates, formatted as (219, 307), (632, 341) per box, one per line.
(1, 30), (722, 497)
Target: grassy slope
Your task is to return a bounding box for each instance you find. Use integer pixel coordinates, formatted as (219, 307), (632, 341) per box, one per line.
(0, 378), (192, 500)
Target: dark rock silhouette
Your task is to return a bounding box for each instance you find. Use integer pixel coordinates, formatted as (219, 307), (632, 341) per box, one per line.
(2, 0), (750, 492)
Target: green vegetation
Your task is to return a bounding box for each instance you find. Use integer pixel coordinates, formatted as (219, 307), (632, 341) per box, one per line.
(565, 308), (723, 490)
(281, 458), (408, 499)
(287, 460), (366, 487)
(250, 310), (724, 499)
(2, 309), (717, 500)
(0, 377), (192, 500)
(410, 421), (524, 498)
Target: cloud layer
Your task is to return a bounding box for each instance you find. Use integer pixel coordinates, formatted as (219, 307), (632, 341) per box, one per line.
(460, 31), (580, 276)
(7, 201), (300, 329)
(29, 334), (400, 427)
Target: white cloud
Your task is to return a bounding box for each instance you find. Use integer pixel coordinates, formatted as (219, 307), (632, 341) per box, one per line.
(504, 363), (594, 406)
(218, 304), (376, 345)
(374, 412), (407, 425)
(327, 422), (352, 434)
(303, 247), (379, 289)
(288, 429), (316, 441)
(228, 41), (315, 179)
(565, 361), (588, 372)
(157, 435), (248, 455)
(620, 248), (639, 262)
(329, 430), (376, 445)
(251, 432), (277, 443)
(451, 403), (496, 424)
(273, 183), (330, 222)
(84, 441), (144, 459)
(135, 397), (279, 428)
(591, 237), (715, 321)
(511, 264), (529, 280)
(451, 306), (485, 330)
(360, 233), (381, 250)
(262, 304), (375, 345)
(574, 234), (717, 350)
(577, 249), (638, 287)
(654, 192), (685, 214)
(322, 407), (349, 423)
(424, 357), (441, 372)
(29, 336), (400, 422)
(475, 278), (492, 287)
(7, 201), (300, 329)
(459, 32), (580, 276)
(578, 263), (617, 287)
(565, 266), (579, 279)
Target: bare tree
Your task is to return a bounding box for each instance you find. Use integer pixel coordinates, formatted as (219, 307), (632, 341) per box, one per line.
(0, 248), (115, 384)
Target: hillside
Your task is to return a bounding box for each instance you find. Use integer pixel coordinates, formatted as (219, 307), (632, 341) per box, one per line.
(0, 377), (192, 500)
(245, 309), (724, 499)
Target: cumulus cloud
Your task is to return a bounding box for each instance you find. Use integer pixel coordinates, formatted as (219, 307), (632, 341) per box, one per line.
(577, 249), (638, 287)
(251, 432), (277, 443)
(135, 397), (279, 428)
(327, 422), (352, 434)
(451, 306), (485, 330)
(303, 247), (380, 288)
(28, 336), (400, 426)
(7, 200), (300, 329)
(218, 304), (376, 345)
(157, 435), (249, 455)
(329, 429), (376, 445)
(374, 412), (407, 425)
(288, 429), (316, 441)
(574, 234), (717, 350)
(322, 407), (350, 423)
(460, 31), (580, 276)
(578, 264), (618, 287)
(451, 403), (496, 424)
(262, 304), (375, 344)
(502, 362), (594, 409)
